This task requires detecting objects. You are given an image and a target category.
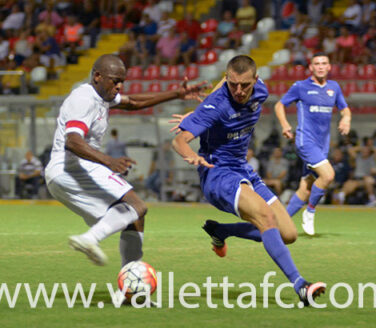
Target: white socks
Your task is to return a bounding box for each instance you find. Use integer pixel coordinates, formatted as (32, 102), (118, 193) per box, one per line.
(119, 230), (144, 267)
(81, 203), (139, 243)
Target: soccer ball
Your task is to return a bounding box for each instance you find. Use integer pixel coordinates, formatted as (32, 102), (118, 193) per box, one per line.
(117, 261), (157, 299)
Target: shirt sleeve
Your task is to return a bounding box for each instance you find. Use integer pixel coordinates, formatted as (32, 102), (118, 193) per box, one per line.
(63, 95), (97, 137)
(335, 83), (348, 110)
(280, 82), (300, 106)
(179, 102), (221, 137)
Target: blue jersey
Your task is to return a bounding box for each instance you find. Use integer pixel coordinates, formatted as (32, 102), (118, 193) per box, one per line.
(179, 79), (268, 166)
(280, 77), (348, 151)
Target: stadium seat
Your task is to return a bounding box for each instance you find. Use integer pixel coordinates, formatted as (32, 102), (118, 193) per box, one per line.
(271, 65), (288, 80)
(200, 18), (218, 34)
(198, 50), (218, 65)
(167, 82), (181, 91)
(269, 81), (289, 95)
(288, 65), (307, 80)
(329, 64), (341, 79)
(127, 82), (143, 94)
(183, 65), (199, 80)
(269, 49), (290, 66)
(148, 82), (162, 92)
(257, 66), (271, 80)
(199, 35), (214, 49)
(163, 65), (181, 80)
(143, 65), (161, 80)
(256, 17), (275, 39)
(342, 81), (358, 96)
(126, 66), (143, 80)
(341, 64), (358, 79)
(30, 66), (47, 83)
(358, 64), (376, 80)
(360, 81), (376, 93)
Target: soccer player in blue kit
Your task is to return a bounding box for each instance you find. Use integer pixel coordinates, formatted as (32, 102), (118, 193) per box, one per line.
(172, 55), (325, 306)
(275, 53), (351, 235)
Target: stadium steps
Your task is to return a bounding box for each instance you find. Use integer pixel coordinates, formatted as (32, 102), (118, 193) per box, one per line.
(172, 0), (217, 20)
(37, 33), (128, 101)
(0, 121), (22, 154)
(331, 0), (349, 17)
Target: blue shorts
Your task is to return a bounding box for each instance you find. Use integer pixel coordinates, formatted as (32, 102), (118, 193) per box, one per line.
(198, 164), (277, 217)
(296, 143), (328, 178)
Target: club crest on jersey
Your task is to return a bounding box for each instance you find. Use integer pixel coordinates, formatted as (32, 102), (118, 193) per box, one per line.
(326, 89), (334, 97)
(249, 102), (259, 112)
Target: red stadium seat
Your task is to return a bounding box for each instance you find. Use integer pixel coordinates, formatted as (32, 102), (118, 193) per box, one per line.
(199, 35), (214, 49)
(356, 106), (376, 114)
(360, 81), (376, 93)
(342, 81), (358, 96)
(271, 66), (288, 81)
(148, 82), (162, 92)
(288, 65), (307, 80)
(200, 19), (218, 34)
(126, 66), (143, 80)
(167, 82), (181, 91)
(198, 50), (218, 65)
(163, 65), (181, 80)
(143, 65), (161, 80)
(328, 64), (341, 79)
(127, 82), (143, 94)
(183, 65), (199, 80)
(269, 81), (289, 95)
(358, 64), (376, 80)
(100, 15), (113, 29)
(340, 63), (358, 79)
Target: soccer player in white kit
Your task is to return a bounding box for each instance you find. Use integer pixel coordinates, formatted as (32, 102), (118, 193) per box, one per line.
(45, 54), (207, 270)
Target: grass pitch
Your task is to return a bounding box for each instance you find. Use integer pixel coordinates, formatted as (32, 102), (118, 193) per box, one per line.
(0, 201), (375, 328)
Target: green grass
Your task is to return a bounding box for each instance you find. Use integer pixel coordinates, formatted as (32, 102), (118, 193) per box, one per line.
(0, 202), (375, 328)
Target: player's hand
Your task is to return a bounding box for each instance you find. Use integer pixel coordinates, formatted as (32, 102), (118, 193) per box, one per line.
(184, 156), (214, 168)
(338, 119), (350, 135)
(108, 157), (137, 174)
(168, 112), (193, 134)
(282, 125), (294, 139)
(178, 77), (212, 102)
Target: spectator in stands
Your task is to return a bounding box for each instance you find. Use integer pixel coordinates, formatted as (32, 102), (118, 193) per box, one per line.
(336, 144), (376, 206)
(106, 129), (128, 158)
(322, 27), (337, 62)
(215, 10), (236, 48)
(307, 0), (324, 25)
(143, 0), (162, 23)
(63, 15), (84, 64)
(226, 22), (244, 49)
(154, 27), (180, 66)
(291, 36), (309, 66)
(15, 150), (43, 199)
(134, 13), (158, 38)
(361, 0), (376, 31)
(14, 29), (33, 65)
(176, 31), (197, 67)
(156, 11), (176, 38)
(263, 147), (289, 196)
(123, 0), (143, 29)
(119, 31), (137, 68)
(289, 12), (308, 39)
(144, 140), (174, 199)
(335, 26), (356, 64)
(78, 0), (101, 48)
(34, 29), (64, 70)
(176, 11), (201, 41)
(235, 0), (257, 32)
(1, 59), (24, 95)
(364, 26), (376, 64)
(328, 147), (351, 203)
(35, 12), (56, 37)
(0, 31), (10, 64)
(246, 148), (260, 173)
(341, 0), (362, 32)
(24, 2), (41, 31)
(319, 9), (341, 31)
(133, 32), (155, 68)
(1, 4), (25, 31)
(38, 0), (64, 28)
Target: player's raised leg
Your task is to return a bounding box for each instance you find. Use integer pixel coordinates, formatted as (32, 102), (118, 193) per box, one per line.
(237, 184), (325, 305)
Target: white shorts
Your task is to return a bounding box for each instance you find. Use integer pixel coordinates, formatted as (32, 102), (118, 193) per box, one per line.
(47, 164), (133, 226)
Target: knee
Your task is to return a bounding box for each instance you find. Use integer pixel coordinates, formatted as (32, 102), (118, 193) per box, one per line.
(128, 201), (148, 218)
(282, 228), (298, 244)
(322, 173), (335, 187)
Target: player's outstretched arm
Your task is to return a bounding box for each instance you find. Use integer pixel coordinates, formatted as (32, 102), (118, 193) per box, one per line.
(338, 107), (351, 135)
(116, 78), (210, 111)
(172, 131), (214, 168)
(275, 101), (294, 139)
(65, 133), (135, 174)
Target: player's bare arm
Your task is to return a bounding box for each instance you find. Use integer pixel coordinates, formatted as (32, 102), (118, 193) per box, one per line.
(172, 131), (214, 168)
(338, 107), (351, 135)
(274, 101), (294, 139)
(65, 132), (136, 174)
(115, 78), (210, 111)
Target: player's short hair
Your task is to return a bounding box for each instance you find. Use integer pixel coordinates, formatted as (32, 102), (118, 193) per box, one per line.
(227, 55), (257, 76)
(311, 52), (330, 61)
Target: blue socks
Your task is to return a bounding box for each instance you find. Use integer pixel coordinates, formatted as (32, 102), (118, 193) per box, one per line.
(307, 184), (325, 213)
(262, 228), (305, 292)
(215, 222), (262, 242)
(286, 193), (306, 217)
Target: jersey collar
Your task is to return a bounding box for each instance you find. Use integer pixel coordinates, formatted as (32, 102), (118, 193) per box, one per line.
(309, 76), (327, 88)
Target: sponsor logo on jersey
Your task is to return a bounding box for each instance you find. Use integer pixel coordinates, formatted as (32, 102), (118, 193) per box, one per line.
(249, 102), (259, 112)
(309, 105), (333, 113)
(326, 89), (334, 97)
(307, 90), (319, 95)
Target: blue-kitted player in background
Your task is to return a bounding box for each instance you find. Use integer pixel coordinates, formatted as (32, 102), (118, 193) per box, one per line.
(171, 55), (325, 306)
(275, 52), (352, 236)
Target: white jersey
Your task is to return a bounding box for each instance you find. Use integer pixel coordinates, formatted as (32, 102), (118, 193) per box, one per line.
(45, 83), (121, 184)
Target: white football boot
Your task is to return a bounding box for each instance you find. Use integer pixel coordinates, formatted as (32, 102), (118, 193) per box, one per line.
(69, 235), (108, 266)
(302, 209), (315, 236)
